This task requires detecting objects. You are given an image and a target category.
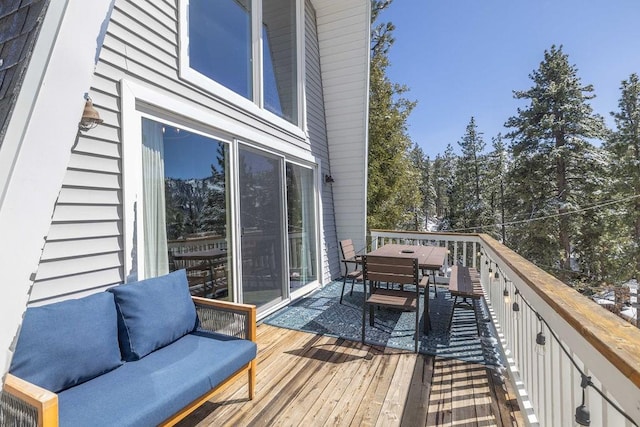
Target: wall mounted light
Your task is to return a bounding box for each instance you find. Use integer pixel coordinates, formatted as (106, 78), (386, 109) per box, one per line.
(324, 174), (335, 183)
(79, 97), (103, 131)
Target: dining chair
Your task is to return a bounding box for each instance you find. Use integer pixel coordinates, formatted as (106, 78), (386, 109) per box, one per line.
(339, 239), (363, 304)
(361, 255), (421, 353)
(170, 256), (213, 297)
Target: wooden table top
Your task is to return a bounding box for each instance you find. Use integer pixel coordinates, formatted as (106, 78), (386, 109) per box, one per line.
(367, 244), (447, 270)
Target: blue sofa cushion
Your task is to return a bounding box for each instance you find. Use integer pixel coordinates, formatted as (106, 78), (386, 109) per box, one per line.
(58, 331), (257, 427)
(9, 292), (122, 393)
(108, 269), (197, 361)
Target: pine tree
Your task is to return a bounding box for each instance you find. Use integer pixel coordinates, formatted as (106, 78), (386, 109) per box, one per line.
(608, 73), (640, 279)
(367, 0), (421, 230)
(483, 134), (509, 242)
(431, 153), (448, 221)
(452, 117), (488, 232)
(505, 45), (607, 277)
(409, 144), (436, 230)
(435, 144), (457, 230)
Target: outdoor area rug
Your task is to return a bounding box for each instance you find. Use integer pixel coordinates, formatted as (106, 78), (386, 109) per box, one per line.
(264, 280), (505, 368)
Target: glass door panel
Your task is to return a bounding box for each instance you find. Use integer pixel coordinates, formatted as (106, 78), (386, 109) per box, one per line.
(238, 146), (286, 309)
(141, 118), (233, 300)
(286, 163), (317, 292)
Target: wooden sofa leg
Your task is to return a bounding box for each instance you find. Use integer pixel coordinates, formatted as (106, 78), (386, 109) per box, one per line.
(248, 360), (256, 400)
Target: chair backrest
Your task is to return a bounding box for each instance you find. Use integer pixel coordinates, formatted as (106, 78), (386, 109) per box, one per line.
(339, 239), (357, 261)
(362, 255), (419, 286)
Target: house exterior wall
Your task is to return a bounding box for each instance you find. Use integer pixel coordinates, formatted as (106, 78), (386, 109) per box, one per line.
(29, 0), (368, 304)
(0, 0), (115, 379)
(313, 0), (369, 257)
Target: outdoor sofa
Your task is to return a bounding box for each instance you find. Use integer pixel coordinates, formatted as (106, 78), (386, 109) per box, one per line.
(0, 269), (257, 426)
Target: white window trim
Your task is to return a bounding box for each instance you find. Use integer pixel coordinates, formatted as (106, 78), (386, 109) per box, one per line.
(177, 0), (307, 139)
(121, 79), (318, 284)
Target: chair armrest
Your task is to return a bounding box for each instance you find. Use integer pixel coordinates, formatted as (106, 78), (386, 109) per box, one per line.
(2, 373), (58, 427)
(419, 276), (430, 288)
(192, 297), (257, 343)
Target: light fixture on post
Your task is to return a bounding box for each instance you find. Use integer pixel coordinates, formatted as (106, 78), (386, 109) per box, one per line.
(324, 174), (335, 183)
(79, 97), (103, 131)
(575, 374), (592, 426)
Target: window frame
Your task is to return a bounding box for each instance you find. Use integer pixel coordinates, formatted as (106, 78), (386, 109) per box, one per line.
(178, 0), (306, 137)
(121, 80), (322, 304)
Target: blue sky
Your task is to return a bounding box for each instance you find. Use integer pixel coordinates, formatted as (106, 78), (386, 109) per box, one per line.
(382, 0), (640, 158)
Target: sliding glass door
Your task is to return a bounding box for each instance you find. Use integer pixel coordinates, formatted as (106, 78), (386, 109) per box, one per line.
(141, 118), (233, 300)
(138, 118), (319, 313)
(238, 146), (286, 309)
(286, 162), (317, 294)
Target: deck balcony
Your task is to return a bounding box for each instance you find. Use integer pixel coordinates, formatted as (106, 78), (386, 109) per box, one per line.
(176, 230), (640, 426)
(366, 230), (640, 426)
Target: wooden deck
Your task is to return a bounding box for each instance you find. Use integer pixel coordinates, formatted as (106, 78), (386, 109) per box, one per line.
(178, 324), (523, 427)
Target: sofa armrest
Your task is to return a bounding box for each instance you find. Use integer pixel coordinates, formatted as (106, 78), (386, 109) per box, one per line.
(192, 297), (257, 343)
(1, 373), (58, 427)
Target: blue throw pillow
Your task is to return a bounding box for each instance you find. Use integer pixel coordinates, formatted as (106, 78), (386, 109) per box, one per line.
(9, 292), (122, 393)
(108, 269), (197, 361)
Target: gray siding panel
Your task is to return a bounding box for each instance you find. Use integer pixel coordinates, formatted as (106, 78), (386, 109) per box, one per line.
(305, 0), (340, 281)
(33, 0), (344, 301)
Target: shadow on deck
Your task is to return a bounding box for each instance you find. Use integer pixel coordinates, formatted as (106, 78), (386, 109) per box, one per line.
(177, 324), (523, 426)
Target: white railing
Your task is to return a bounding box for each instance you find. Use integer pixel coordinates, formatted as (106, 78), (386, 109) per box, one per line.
(370, 230), (640, 426)
(167, 235), (227, 255)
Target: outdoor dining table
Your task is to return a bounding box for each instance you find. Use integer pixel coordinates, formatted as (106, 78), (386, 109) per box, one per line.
(367, 243), (448, 333)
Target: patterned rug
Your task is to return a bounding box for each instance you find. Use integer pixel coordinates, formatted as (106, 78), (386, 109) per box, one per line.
(264, 280), (505, 367)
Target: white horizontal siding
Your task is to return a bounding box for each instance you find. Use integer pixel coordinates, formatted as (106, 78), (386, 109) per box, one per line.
(51, 205), (122, 222)
(72, 138), (121, 158)
(41, 236), (123, 261)
(30, 268), (123, 303)
(47, 222), (122, 241)
(67, 153), (120, 174)
(57, 188), (121, 205)
(62, 170), (120, 189)
(36, 253), (124, 281)
(33, 0), (366, 302)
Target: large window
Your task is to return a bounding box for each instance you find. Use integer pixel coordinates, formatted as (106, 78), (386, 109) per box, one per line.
(184, 0), (299, 125)
(188, 0), (252, 100)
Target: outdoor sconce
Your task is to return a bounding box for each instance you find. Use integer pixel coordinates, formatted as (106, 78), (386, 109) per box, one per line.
(324, 174), (335, 183)
(79, 97), (103, 131)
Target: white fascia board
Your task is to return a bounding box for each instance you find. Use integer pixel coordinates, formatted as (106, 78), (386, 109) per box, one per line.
(312, 0), (370, 254)
(0, 0), (115, 382)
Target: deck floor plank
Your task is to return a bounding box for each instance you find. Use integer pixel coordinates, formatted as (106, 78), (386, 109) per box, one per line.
(177, 325), (522, 427)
